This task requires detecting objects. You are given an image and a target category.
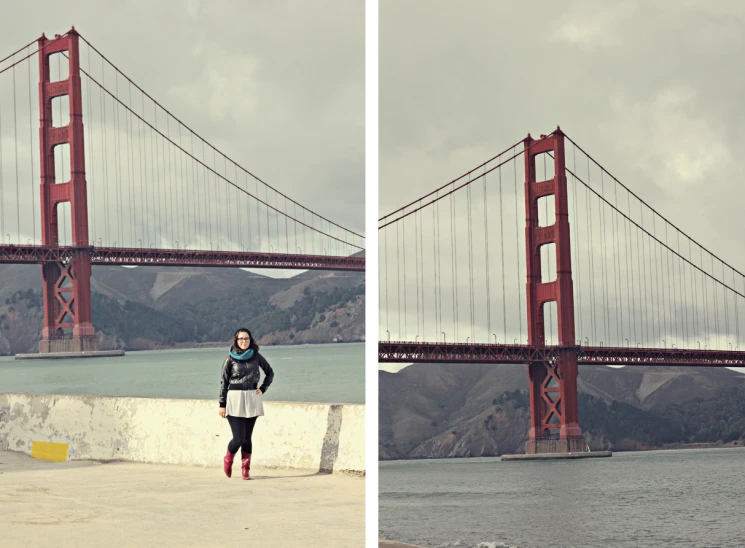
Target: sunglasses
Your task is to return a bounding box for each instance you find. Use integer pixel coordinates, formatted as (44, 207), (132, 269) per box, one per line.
(237, 337), (250, 341)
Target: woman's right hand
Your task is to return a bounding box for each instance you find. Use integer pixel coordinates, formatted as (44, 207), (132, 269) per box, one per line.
(219, 407), (226, 418)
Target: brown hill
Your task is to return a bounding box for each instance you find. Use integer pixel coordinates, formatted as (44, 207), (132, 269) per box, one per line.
(379, 363), (745, 459)
(0, 262), (364, 355)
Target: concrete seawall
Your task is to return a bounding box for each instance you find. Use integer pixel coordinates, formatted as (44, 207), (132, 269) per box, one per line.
(0, 393), (364, 474)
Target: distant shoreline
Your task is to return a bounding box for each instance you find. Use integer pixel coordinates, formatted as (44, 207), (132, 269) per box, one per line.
(125, 339), (364, 351)
(379, 442), (745, 462)
(0, 340), (365, 358)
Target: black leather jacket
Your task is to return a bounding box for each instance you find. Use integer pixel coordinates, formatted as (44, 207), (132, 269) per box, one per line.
(219, 351), (274, 407)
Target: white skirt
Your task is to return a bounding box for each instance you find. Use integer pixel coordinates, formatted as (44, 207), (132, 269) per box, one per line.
(226, 390), (265, 418)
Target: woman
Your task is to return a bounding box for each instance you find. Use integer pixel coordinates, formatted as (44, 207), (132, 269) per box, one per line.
(219, 327), (274, 480)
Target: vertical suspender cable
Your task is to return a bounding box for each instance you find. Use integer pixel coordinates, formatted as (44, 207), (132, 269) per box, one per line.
(627, 193), (637, 344)
(453, 183), (459, 341)
(437, 197), (444, 338)
(114, 73), (123, 245)
(599, 171), (609, 343)
(87, 49), (97, 244)
(611, 175), (621, 344)
(127, 85), (135, 246)
(720, 261), (728, 346)
(574, 146), (584, 343)
(28, 47), (36, 244)
(413, 210), (419, 335)
(515, 147), (523, 343)
(14, 56), (22, 243)
(712, 255), (720, 348)
(0, 94), (5, 238)
(633, 200), (642, 345)
(639, 203), (649, 345)
(653, 216), (661, 346)
(702, 248), (709, 348)
(484, 167), (491, 340)
(679, 232), (688, 343)
(450, 191), (456, 337)
(432, 205), (438, 339)
(587, 158), (596, 343)
(403, 214), (407, 338)
(544, 155), (552, 343)
(396, 221), (401, 338)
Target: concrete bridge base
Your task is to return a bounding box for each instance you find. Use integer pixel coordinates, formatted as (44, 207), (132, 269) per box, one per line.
(15, 350), (125, 360)
(501, 450), (613, 461)
(39, 337), (100, 354)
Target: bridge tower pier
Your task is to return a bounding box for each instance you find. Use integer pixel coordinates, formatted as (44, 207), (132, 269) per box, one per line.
(523, 129), (583, 454)
(37, 29), (98, 354)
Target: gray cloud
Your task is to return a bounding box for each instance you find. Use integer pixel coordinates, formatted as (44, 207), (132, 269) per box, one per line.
(380, 1), (745, 352)
(0, 0), (364, 255)
(381, 1), (745, 257)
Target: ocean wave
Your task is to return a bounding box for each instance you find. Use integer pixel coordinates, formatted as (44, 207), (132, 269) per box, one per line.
(433, 541), (517, 548)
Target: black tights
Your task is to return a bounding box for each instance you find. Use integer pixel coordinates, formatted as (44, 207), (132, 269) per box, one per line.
(227, 415), (258, 454)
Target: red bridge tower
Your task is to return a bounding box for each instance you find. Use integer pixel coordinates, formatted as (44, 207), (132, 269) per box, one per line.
(523, 129), (583, 453)
(37, 29), (97, 353)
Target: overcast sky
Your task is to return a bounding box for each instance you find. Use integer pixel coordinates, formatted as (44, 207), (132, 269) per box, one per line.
(379, 1), (745, 371)
(0, 0), (364, 258)
(381, 0), (745, 262)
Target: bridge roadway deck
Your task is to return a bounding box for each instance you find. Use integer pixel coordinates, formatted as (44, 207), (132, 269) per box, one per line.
(0, 450), (364, 548)
(0, 244), (365, 271)
(378, 341), (745, 367)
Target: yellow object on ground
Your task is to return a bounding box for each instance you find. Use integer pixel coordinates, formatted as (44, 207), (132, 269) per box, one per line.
(30, 441), (68, 462)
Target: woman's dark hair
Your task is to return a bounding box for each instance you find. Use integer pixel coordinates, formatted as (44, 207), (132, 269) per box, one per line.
(232, 327), (260, 353)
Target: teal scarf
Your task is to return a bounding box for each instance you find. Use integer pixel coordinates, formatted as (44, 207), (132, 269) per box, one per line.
(230, 347), (255, 361)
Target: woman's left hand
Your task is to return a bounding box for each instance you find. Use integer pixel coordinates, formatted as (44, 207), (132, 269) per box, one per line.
(256, 388), (263, 395)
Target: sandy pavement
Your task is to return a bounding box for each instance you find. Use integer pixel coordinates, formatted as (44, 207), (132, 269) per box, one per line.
(0, 450), (364, 547)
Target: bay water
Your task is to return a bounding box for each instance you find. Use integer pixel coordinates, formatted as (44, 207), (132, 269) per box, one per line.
(380, 448), (745, 547)
(0, 342), (364, 404)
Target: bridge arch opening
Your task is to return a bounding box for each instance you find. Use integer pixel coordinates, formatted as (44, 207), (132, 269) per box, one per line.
(55, 201), (72, 247)
(542, 300), (558, 345)
(540, 242), (557, 284)
(535, 151), (555, 181)
(51, 95), (70, 128)
(48, 52), (69, 83)
(537, 195), (555, 227)
(53, 143), (71, 184)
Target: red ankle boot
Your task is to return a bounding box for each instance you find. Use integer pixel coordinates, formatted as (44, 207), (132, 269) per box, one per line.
(223, 449), (235, 478)
(241, 451), (252, 480)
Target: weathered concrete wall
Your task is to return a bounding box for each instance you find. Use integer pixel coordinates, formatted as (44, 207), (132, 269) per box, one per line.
(0, 393), (365, 474)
